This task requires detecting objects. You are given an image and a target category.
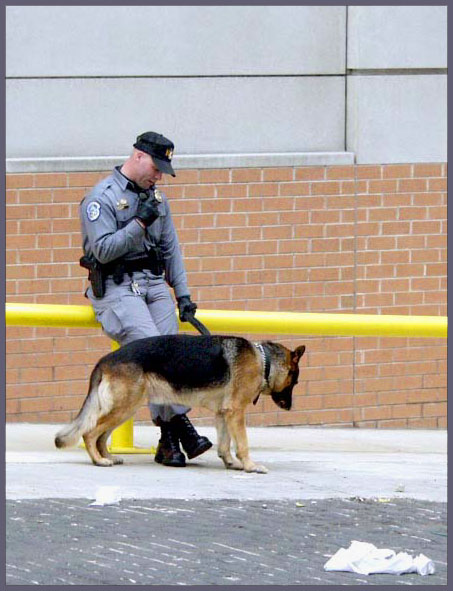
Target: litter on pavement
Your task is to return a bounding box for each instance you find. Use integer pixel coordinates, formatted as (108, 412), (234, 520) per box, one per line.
(90, 486), (122, 506)
(324, 540), (435, 576)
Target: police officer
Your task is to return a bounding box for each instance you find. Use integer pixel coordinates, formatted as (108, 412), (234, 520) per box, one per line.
(79, 131), (212, 467)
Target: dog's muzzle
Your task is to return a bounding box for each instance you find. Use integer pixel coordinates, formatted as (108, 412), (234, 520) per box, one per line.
(271, 387), (293, 411)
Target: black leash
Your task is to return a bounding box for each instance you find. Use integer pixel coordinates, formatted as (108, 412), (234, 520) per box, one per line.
(185, 314), (211, 336)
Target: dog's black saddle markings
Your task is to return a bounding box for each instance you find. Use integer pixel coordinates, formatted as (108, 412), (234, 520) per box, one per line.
(103, 335), (236, 391)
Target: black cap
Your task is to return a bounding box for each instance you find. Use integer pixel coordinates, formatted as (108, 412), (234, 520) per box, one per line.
(133, 131), (176, 177)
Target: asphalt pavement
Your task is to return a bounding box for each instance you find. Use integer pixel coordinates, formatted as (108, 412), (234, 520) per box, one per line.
(5, 423), (448, 586)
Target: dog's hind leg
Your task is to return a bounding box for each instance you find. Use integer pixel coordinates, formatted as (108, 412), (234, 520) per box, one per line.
(88, 408), (135, 466)
(216, 411), (243, 470)
(96, 429), (124, 465)
(226, 409), (268, 474)
(83, 430), (114, 467)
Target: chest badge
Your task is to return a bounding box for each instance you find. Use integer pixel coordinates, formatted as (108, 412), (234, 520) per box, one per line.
(117, 198), (129, 210)
(154, 190), (163, 203)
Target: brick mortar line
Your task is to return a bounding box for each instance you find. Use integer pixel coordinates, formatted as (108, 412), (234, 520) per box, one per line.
(352, 163), (360, 423)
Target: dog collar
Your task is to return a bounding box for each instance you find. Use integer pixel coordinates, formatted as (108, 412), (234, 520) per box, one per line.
(253, 343), (271, 405)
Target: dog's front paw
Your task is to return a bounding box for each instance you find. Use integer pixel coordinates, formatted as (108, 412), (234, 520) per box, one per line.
(93, 458), (114, 467)
(244, 463), (268, 474)
(111, 456), (124, 465)
(224, 459), (244, 471)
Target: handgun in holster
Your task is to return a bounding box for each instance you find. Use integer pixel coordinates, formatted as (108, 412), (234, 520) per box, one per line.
(79, 255), (105, 298)
(145, 244), (164, 276)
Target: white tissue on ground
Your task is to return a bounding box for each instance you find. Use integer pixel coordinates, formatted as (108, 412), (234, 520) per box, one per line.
(324, 540), (435, 576)
(90, 486), (122, 506)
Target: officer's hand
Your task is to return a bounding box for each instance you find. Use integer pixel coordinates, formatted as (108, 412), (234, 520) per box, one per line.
(177, 296), (197, 321)
(136, 196), (159, 227)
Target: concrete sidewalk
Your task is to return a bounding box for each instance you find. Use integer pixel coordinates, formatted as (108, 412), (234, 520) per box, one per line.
(6, 424), (447, 503)
(6, 424), (447, 586)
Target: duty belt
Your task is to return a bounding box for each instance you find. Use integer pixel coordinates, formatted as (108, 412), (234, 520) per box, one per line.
(80, 251), (164, 298)
(111, 258), (156, 274)
(103, 255), (164, 282)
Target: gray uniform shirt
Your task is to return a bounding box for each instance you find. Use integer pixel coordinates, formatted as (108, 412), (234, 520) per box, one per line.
(80, 166), (190, 299)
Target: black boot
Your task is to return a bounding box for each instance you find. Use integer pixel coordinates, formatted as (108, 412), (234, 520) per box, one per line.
(154, 421), (186, 467)
(171, 414), (213, 460)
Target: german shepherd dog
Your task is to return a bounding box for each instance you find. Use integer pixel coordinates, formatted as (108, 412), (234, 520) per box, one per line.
(55, 335), (305, 473)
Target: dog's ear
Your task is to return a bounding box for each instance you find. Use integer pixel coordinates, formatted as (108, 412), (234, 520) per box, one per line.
(292, 345), (306, 364)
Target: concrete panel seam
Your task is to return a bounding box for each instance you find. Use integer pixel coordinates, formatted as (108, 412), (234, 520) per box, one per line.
(348, 68), (447, 76)
(7, 74), (348, 80)
(345, 6), (350, 152)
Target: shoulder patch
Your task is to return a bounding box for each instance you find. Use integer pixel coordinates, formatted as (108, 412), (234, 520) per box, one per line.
(87, 201), (101, 221)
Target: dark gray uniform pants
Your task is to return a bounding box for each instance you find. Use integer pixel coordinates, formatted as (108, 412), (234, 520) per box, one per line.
(89, 272), (190, 422)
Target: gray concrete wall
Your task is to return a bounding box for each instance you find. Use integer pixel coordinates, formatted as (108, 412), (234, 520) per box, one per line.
(347, 75), (447, 164)
(346, 6), (447, 164)
(6, 77), (345, 158)
(6, 5), (347, 161)
(6, 6), (346, 76)
(6, 6), (447, 166)
(347, 6), (447, 69)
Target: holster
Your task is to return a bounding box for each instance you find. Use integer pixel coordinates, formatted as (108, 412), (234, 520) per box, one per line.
(79, 255), (106, 298)
(145, 245), (164, 276)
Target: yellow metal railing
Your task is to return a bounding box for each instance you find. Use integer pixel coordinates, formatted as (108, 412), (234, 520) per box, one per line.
(5, 302), (448, 453)
(5, 302), (447, 337)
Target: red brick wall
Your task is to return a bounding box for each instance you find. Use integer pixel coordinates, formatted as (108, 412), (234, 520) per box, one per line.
(6, 163), (447, 428)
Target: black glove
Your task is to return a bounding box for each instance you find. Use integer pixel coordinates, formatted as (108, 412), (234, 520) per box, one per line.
(177, 296), (197, 321)
(136, 193), (159, 227)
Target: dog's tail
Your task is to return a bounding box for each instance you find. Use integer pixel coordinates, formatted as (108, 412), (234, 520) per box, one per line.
(55, 364), (104, 449)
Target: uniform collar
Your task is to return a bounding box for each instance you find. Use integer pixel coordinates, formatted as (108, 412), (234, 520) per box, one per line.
(113, 166), (146, 195)
(113, 166), (130, 191)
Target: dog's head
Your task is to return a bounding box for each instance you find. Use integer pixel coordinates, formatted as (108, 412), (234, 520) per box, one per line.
(267, 343), (306, 411)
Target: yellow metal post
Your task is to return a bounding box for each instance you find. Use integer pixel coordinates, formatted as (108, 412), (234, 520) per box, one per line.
(108, 417), (155, 454)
